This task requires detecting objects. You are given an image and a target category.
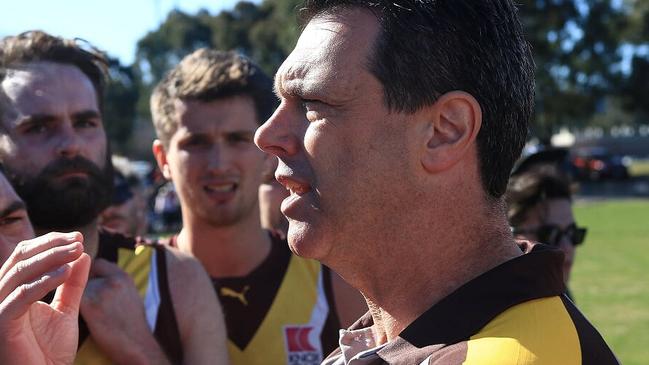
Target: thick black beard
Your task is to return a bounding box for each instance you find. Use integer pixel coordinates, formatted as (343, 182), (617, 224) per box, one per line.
(7, 156), (113, 231)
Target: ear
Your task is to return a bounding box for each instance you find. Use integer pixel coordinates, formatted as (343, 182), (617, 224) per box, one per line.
(420, 91), (482, 173)
(152, 139), (172, 180)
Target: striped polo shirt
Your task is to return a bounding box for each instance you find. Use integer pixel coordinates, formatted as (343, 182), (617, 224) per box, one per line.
(323, 243), (619, 365)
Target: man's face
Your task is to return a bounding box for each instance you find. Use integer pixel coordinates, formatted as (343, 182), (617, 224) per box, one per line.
(160, 95), (267, 227)
(516, 198), (577, 284)
(255, 10), (417, 262)
(0, 61), (112, 230)
(100, 192), (146, 237)
(0, 171), (34, 263)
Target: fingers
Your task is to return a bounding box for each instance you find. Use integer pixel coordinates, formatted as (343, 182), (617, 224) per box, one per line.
(52, 253), (91, 314)
(0, 241), (84, 301)
(0, 232), (83, 280)
(0, 263), (72, 320)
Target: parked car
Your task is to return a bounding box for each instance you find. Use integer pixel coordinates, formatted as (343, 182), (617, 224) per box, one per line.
(571, 147), (630, 181)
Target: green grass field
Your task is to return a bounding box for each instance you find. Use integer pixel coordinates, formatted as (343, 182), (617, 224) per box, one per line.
(572, 199), (649, 365)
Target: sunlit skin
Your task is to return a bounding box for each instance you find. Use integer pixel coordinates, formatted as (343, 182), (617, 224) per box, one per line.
(0, 62), (107, 186)
(0, 171), (91, 365)
(255, 9), (521, 342)
(0, 61), (107, 256)
(255, 11), (418, 264)
(514, 198), (577, 284)
(0, 173), (35, 262)
(158, 96), (268, 228)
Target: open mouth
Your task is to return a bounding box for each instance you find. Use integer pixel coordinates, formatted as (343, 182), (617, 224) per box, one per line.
(204, 182), (238, 194)
(276, 175), (310, 196)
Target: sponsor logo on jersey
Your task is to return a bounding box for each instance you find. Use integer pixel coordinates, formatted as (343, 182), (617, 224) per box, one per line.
(284, 325), (321, 365)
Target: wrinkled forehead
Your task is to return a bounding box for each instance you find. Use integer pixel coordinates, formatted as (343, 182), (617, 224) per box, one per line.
(275, 9), (380, 95)
(1, 62), (98, 121)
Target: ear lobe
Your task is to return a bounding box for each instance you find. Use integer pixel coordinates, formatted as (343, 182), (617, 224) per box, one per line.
(421, 91), (482, 173)
(152, 140), (172, 180)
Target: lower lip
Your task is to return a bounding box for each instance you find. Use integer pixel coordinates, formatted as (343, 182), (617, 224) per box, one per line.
(204, 187), (236, 203)
(281, 192), (309, 218)
(57, 172), (88, 179)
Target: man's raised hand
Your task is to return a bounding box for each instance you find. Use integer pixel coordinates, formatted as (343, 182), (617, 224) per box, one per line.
(0, 232), (91, 365)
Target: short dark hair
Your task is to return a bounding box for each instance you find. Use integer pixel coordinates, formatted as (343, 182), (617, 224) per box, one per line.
(151, 49), (277, 146)
(0, 30), (108, 112)
(299, 0), (535, 198)
(506, 164), (572, 227)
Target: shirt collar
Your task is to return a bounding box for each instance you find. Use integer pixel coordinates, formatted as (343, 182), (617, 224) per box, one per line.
(342, 244), (566, 363)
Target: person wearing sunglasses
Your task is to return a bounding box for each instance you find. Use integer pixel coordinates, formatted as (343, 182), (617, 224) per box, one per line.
(507, 163), (586, 298)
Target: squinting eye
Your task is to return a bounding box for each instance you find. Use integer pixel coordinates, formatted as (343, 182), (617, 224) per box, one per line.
(0, 216), (24, 227)
(306, 110), (319, 122)
(301, 100), (322, 122)
(24, 124), (48, 134)
(75, 119), (97, 128)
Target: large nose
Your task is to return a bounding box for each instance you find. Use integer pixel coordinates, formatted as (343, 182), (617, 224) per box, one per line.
(206, 142), (227, 172)
(254, 102), (300, 158)
(56, 122), (82, 158)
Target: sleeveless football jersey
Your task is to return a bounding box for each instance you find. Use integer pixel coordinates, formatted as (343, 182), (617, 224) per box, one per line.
(168, 232), (340, 365)
(73, 230), (182, 365)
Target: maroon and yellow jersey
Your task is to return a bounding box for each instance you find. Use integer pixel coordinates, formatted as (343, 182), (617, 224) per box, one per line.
(73, 230), (182, 365)
(324, 244), (619, 365)
(169, 232), (340, 365)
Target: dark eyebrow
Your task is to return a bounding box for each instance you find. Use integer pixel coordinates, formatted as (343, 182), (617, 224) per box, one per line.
(15, 109), (101, 128)
(15, 114), (57, 127)
(226, 130), (256, 139)
(0, 200), (26, 219)
(72, 110), (101, 120)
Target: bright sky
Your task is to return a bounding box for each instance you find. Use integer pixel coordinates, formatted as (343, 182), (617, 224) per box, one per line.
(0, 0), (250, 65)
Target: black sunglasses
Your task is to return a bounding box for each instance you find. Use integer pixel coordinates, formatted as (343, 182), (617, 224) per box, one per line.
(513, 223), (587, 247)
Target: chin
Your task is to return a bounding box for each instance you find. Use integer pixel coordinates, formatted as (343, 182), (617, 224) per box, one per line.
(286, 221), (334, 263)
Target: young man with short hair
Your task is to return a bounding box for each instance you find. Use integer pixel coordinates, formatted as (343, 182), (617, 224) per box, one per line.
(151, 48), (366, 365)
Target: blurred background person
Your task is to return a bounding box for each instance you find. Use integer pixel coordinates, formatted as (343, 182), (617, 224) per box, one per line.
(258, 156), (288, 237)
(507, 163), (587, 299)
(150, 180), (183, 234)
(99, 155), (148, 237)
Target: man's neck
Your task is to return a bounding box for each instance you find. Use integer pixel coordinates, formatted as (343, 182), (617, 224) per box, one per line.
(340, 208), (522, 343)
(35, 220), (100, 259)
(176, 211), (272, 278)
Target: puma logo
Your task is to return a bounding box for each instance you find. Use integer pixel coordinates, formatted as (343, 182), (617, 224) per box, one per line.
(220, 285), (250, 306)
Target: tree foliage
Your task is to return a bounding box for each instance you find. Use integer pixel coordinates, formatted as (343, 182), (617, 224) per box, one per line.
(518, 0), (632, 137)
(103, 57), (139, 153)
(101, 0), (649, 152)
